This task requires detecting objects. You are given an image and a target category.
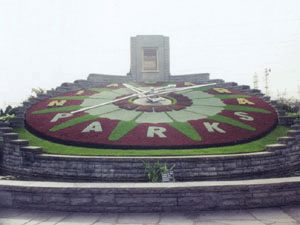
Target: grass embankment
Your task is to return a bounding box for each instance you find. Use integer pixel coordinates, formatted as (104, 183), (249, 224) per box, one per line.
(13, 126), (289, 156)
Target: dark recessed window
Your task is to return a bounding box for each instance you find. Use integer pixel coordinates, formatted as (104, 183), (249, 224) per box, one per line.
(143, 48), (158, 71)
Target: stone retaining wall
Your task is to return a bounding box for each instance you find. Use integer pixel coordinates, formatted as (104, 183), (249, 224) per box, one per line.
(1, 177), (300, 212)
(169, 73), (210, 83)
(1, 74), (297, 181)
(87, 73), (132, 84)
(1, 121), (299, 182)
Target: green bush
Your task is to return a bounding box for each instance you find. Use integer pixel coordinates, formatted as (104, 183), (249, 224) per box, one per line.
(142, 160), (175, 182)
(287, 113), (300, 120)
(0, 105), (16, 122)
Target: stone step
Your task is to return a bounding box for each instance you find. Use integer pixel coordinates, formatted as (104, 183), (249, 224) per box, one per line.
(291, 124), (300, 130)
(0, 122), (10, 128)
(277, 110), (286, 116)
(9, 117), (25, 128)
(279, 116), (295, 126)
(262, 96), (271, 101)
(0, 127), (13, 133)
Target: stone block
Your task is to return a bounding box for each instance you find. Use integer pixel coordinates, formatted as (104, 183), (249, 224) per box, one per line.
(0, 127), (13, 134)
(262, 197), (284, 207)
(94, 194), (115, 205)
(70, 196), (93, 206)
(3, 133), (19, 141)
(223, 162), (237, 170)
(43, 193), (70, 204)
(291, 125), (300, 130)
(10, 139), (29, 146)
(266, 144), (287, 152)
(21, 146), (43, 154)
(116, 196), (177, 207)
(14, 192), (32, 204)
(253, 192), (270, 198)
(277, 136), (296, 145)
(285, 195), (300, 204)
(279, 116), (295, 126)
(0, 191), (12, 206)
(287, 130), (300, 137)
(220, 199), (241, 207)
(245, 199), (263, 207)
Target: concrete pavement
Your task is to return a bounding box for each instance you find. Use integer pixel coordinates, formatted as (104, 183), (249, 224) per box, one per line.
(1, 205), (300, 225)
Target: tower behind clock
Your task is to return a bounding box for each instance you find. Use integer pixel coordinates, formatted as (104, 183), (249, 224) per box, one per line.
(130, 35), (170, 82)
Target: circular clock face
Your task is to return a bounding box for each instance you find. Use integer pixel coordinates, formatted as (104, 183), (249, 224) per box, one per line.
(25, 82), (278, 149)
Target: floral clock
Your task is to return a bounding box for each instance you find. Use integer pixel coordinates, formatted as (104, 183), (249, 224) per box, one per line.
(25, 82), (278, 149)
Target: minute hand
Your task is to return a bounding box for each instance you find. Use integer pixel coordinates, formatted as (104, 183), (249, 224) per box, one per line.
(70, 93), (139, 114)
(151, 83), (216, 96)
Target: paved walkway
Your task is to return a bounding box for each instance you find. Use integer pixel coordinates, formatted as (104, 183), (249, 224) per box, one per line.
(1, 206), (300, 225)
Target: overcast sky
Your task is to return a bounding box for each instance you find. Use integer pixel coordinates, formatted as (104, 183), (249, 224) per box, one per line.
(1, 0), (300, 109)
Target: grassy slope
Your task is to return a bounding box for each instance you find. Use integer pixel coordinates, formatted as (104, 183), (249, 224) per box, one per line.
(13, 126), (289, 156)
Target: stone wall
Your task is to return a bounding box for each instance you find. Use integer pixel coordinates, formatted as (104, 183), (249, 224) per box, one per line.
(169, 73), (210, 83)
(1, 177), (300, 212)
(1, 121), (299, 182)
(1, 74), (297, 181)
(87, 74), (132, 84)
(87, 73), (211, 84)
(1, 74), (300, 212)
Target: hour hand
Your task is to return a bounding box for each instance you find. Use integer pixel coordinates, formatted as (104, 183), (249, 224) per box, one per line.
(123, 83), (154, 102)
(123, 83), (148, 96)
(70, 93), (138, 114)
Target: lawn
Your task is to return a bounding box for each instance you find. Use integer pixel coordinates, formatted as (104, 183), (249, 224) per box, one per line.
(13, 125), (290, 156)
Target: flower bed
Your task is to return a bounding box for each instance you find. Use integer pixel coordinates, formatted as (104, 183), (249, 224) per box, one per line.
(25, 83), (278, 149)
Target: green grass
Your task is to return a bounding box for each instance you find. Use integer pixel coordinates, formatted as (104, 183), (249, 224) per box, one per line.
(13, 126), (289, 156)
(32, 106), (82, 114)
(108, 121), (138, 141)
(168, 121), (202, 141)
(287, 113), (300, 120)
(207, 115), (256, 131)
(49, 114), (99, 131)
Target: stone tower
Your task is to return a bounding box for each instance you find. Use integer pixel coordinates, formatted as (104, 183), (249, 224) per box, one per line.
(88, 35), (209, 84)
(130, 35), (170, 82)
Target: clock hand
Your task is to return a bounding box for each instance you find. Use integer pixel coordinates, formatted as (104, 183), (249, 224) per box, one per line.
(70, 93), (139, 114)
(153, 84), (177, 92)
(71, 83), (216, 114)
(71, 83), (152, 114)
(123, 83), (156, 103)
(157, 83), (216, 94)
(144, 83), (216, 102)
(123, 83), (148, 96)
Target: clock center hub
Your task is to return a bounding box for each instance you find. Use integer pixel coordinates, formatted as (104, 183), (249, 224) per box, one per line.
(133, 96), (173, 106)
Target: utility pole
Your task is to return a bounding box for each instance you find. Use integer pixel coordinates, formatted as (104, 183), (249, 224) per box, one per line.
(253, 72), (258, 89)
(264, 68), (271, 96)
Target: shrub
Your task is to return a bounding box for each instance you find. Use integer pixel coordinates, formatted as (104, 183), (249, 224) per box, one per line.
(142, 160), (175, 182)
(0, 105), (16, 122)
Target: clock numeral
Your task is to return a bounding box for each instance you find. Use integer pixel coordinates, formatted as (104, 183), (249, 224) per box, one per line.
(147, 126), (167, 138)
(213, 88), (232, 94)
(82, 121), (103, 133)
(106, 83), (119, 88)
(237, 98), (255, 105)
(234, 112), (254, 121)
(76, 90), (84, 95)
(51, 113), (73, 122)
(203, 122), (226, 133)
(184, 82), (196, 86)
(47, 100), (67, 107)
